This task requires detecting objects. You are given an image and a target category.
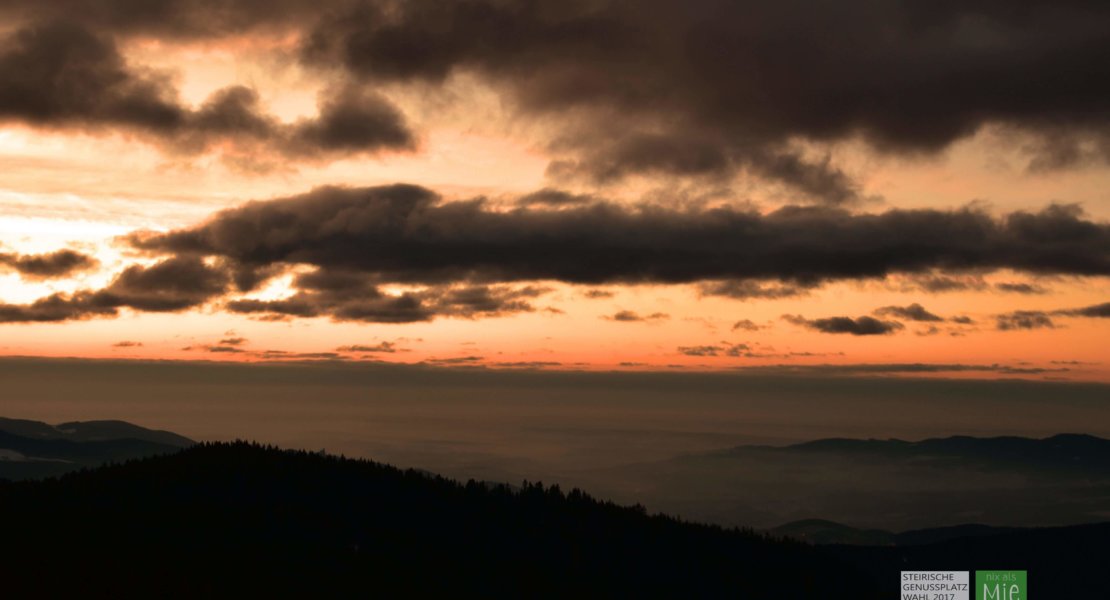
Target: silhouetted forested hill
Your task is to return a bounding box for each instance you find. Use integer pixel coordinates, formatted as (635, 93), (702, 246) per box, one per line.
(0, 442), (877, 599)
(3, 442), (1106, 598)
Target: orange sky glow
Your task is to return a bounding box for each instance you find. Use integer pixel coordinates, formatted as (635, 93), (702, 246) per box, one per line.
(1, 27), (1107, 382)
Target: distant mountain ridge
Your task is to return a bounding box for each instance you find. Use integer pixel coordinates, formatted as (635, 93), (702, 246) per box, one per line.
(590, 432), (1110, 530)
(770, 518), (1024, 546)
(765, 433), (1110, 475)
(0, 417), (194, 480)
(0, 417), (194, 447)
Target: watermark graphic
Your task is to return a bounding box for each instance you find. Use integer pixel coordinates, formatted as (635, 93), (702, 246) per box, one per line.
(901, 571), (970, 600)
(976, 571), (1027, 600)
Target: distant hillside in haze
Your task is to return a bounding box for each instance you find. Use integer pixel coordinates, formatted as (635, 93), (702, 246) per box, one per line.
(0, 417), (194, 447)
(778, 433), (1110, 476)
(770, 519), (1024, 546)
(0, 417), (193, 480)
(588, 433), (1110, 530)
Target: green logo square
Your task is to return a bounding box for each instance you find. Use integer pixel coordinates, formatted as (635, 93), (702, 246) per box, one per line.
(976, 571), (1027, 600)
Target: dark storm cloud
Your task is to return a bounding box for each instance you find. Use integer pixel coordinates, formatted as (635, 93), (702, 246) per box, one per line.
(294, 0), (1110, 200)
(0, 0), (336, 39)
(225, 268), (544, 323)
(784, 314), (904, 336)
(0, 20), (414, 161)
(5, 182), (1109, 325)
(545, 135), (867, 205)
(134, 185), (1110, 288)
(94, 256), (230, 311)
(0, 256), (229, 323)
(2, 2), (1107, 199)
(0, 249), (98, 279)
(0, 21), (184, 133)
(0, 292), (116, 323)
(873, 303), (943, 322)
(286, 85), (415, 156)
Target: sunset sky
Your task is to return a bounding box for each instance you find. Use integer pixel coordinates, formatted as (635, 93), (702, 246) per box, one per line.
(1, 0), (1108, 381)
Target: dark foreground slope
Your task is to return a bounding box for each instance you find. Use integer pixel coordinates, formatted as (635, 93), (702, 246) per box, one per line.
(0, 442), (876, 599)
(831, 522), (1110, 597)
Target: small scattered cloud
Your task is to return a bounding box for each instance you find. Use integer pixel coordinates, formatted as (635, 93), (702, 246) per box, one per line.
(699, 280), (813, 300)
(677, 345), (732, 357)
(204, 345), (247, 353)
(491, 361), (563, 369)
(993, 300), (1110, 331)
(516, 189), (597, 207)
(604, 310), (670, 322)
(731, 319), (763, 332)
(423, 356), (484, 366)
(873, 303), (943, 322)
(996, 311), (1055, 331)
(1055, 301), (1110, 318)
(336, 341), (400, 353)
(783, 314), (903, 336)
(734, 363), (1071, 376)
(256, 350), (345, 361)
(0, 249), (99, 280)
(995, 282), (1048, 295)
(901, 274), (988, 294)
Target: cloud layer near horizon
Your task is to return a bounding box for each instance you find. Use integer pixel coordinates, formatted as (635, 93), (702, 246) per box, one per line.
(0, 184), (1105, 325)
(138, 185), (1110, 286)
